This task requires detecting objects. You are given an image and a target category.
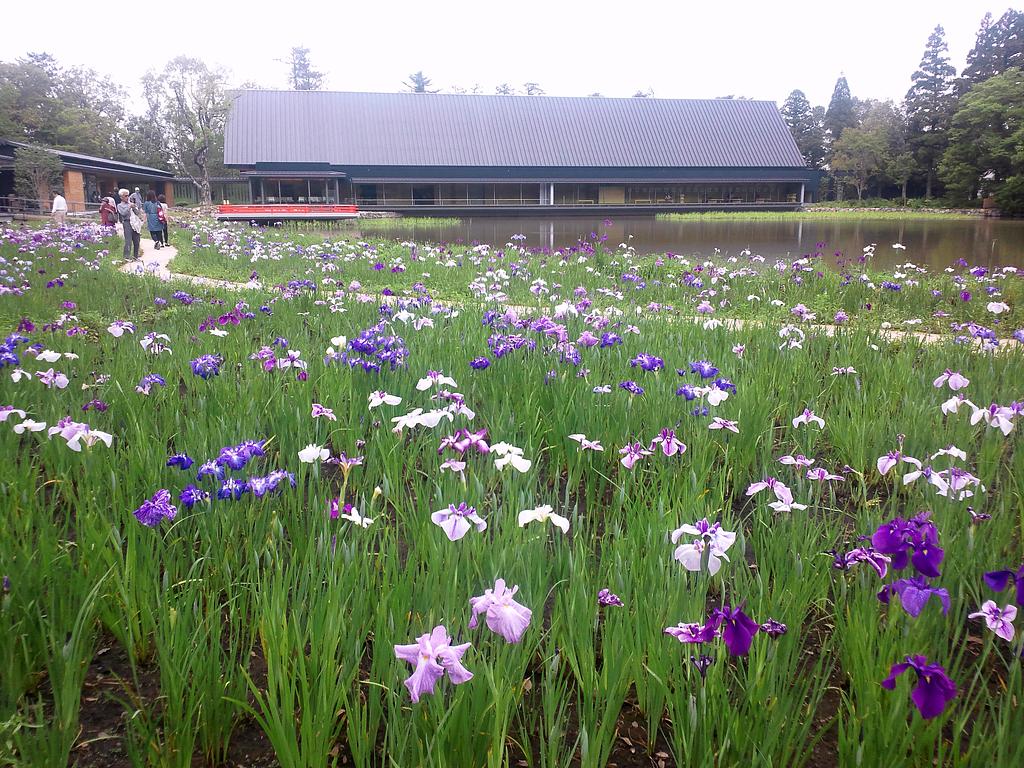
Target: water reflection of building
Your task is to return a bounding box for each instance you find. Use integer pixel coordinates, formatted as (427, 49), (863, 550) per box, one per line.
(224, 91), (820, 216)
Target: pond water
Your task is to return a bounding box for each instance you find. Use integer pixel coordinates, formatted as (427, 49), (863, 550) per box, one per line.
(345, 215), (1024, 270)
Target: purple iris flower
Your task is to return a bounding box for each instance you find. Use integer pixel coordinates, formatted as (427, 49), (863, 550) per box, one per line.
(689, 360), (719, 379)
(190, 354), (224, 380)
(664, 622), (717, 644)
(707, 603), (759, 656)
(135, 373), (166, 395)
(877, 576), (950, 617)
(676, 384), (698, 400)
(469, 356), (491, 370)
(690, 653), (714, 681)
(830, 546), (891, 579)
(217, 478), (249, 501)
(599, 332), (622, 348)
(984, 564), (1024, 606)
(468, 579), (532, 644)
(629, 353), (664, 372)
(759, 619), (788, 638)
(619, 380), (645, 395)
(598, 588), (624, 607)
(881, 655), (957, 719)
(179, 484), (210, 509)
(871, 513), (943, 578)
(394, 625), (473, 703)
(167, 453), (194, 470)
(197, 460), (226, 482)
(133, 489), (177, 527)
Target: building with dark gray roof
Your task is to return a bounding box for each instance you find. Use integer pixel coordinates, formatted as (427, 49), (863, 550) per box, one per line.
(223, 90), (818, 213)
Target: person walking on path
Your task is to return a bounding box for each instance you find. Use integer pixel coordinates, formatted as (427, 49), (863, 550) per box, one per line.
(158, 193), (170, 247)
(51, 192), (67, 225)
(117, 188), (142, 260)
(143, 191), (164, 249)
(99, 196), (117, 227)
(129, 187), (143, 207)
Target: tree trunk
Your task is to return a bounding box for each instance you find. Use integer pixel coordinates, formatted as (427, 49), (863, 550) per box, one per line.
(901, 181), (908, 202)
(925, 168), (933, 199)
(199, 175), (212, 206)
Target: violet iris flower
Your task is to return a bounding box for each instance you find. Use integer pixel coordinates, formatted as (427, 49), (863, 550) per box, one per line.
(983, 564), (1024, 606)
(166, 453), (194, 470)
(871, 513), (943, 578)
(759, 619), (787, 638)
(830, 546), (891, 578)
(133, 489), (177, 527)
(649, 428), (686, 457)
(881, 655), (957, 719)
(179, 484), (209, 509)
(619, 380), (645, 395)
(968, 601), (1016, 641)
(431, 502), (487, 541)
(664, 622), (717, 644)
(468, 579), (532, 643)
(877, 576), (950, 617)
(630, 353), (664, 372)
(689, 360), (719, 379)
(598, 588), (624, 607)
(394, 625), (473, 703)
(690, 654), (714, 680)
(619, 441), (652, 469)
(707, 603), (759, 656)
(190, 354), (224, 380)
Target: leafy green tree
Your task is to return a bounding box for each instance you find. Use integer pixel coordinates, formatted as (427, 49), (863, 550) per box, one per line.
(780, 89), (826, 168)
(14, 145), (63, 207)
(285, 47), (324, 91)
(940, 68), (1024, 202)
(824, 74), (858, 144)
(403, 71), (438, 93)
(905, 25), (957, 198)
(142, 57), (230, 205)
(830, 116), (891, 200)
(961, 10), (1024, 91)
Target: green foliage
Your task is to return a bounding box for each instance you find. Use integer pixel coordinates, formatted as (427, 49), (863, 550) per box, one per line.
(830, 121), (890, 200)
(403, 71), (438, 94)
(781, 89), (826, 169)
(940, 68), (1024, 202)
(285, 46), (324, 91)
(143, 57), (231, 205)
(961, 10), (1024, 92)
(905, 25), (957, 197)
(13, 145), (63, 203)
(993, 174), (1024, 215)
(825, 75), (857, 144)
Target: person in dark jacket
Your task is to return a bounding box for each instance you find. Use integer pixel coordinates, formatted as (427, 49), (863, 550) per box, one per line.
(143, 190), (163, 249)
(99, 197), (117, 226)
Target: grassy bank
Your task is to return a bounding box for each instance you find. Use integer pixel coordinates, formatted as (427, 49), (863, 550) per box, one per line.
(657, 208), (981, 221)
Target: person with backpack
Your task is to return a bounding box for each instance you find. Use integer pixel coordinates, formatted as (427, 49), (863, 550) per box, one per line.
(143, 190), (164, 249)
(117, 188), (142, 260)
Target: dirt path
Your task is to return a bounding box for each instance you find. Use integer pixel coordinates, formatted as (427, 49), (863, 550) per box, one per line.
(118, 237), (256, 291)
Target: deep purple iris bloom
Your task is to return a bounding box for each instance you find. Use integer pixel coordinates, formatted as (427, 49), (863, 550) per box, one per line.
(830, 547), (891, 579)
(689, 360), (719, 379)
(197, 460), (226, 482)
(619, 380), (645, 395)
(676, 384), (698, 400)
(984, 564), (1024, 606)
(598, 588), (624, 607)
(179, 484), (210, 509)
(217, 478), (248, 500)
(630, 353), (664, 372)
(690, 653), (714, 680)
(190, 354), (224, 380)
(759, 619), (788, 638)
(881, 655), (957, 719)
(708, 603), (759, 656)
(871, 513), (943, 578)
(167, 453), (194, 470)
(133, 489), (177, 527)
(877, 576), (950, 617)
(469, 356), (491, 370)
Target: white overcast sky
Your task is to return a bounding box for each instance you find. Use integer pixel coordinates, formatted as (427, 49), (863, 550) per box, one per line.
(2, 0), (998, 110)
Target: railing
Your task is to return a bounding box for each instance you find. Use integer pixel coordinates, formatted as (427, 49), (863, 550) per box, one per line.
(0, 197), (103, 217)
(354, 197), (798, 208)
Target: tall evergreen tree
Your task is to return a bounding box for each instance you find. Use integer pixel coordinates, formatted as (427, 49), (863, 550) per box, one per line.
(961, 10), (1024, 91)
(403, 71), (438, 93)
(285, 47), (324, 91)
(905, 25), (957, 197)
(780, 89), (826, 168)
(824, 75), (858, 144)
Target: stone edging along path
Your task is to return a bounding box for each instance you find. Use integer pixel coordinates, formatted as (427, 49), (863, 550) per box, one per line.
(119, 237), (1017, 350)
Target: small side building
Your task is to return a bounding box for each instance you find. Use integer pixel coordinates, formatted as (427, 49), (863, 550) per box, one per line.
(224, 90), (819, 214)
(0, 139), (174, 213)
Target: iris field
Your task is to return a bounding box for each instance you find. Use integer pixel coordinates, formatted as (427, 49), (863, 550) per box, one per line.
(1, 219), (1022, 767)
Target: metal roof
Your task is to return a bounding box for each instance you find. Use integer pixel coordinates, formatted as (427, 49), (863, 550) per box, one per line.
(224, 91), (808, 170)
(0, 139), (174, 177)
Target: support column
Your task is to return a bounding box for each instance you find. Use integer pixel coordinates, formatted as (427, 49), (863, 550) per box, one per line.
(549, 183), (554, 206)
(799, 183), (805, 205)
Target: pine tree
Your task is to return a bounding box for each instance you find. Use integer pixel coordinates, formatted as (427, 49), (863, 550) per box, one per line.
(905, 25), (957, 197)
(824, 75), (857, 144)
(403, 71), (438, 94)
(285, 47), (324, 91)
(780, 89), (826, 168)
(961, 10), (1024, 91)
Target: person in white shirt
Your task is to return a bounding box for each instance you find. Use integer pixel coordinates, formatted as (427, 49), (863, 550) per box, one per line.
(52, 193), (67, 225)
